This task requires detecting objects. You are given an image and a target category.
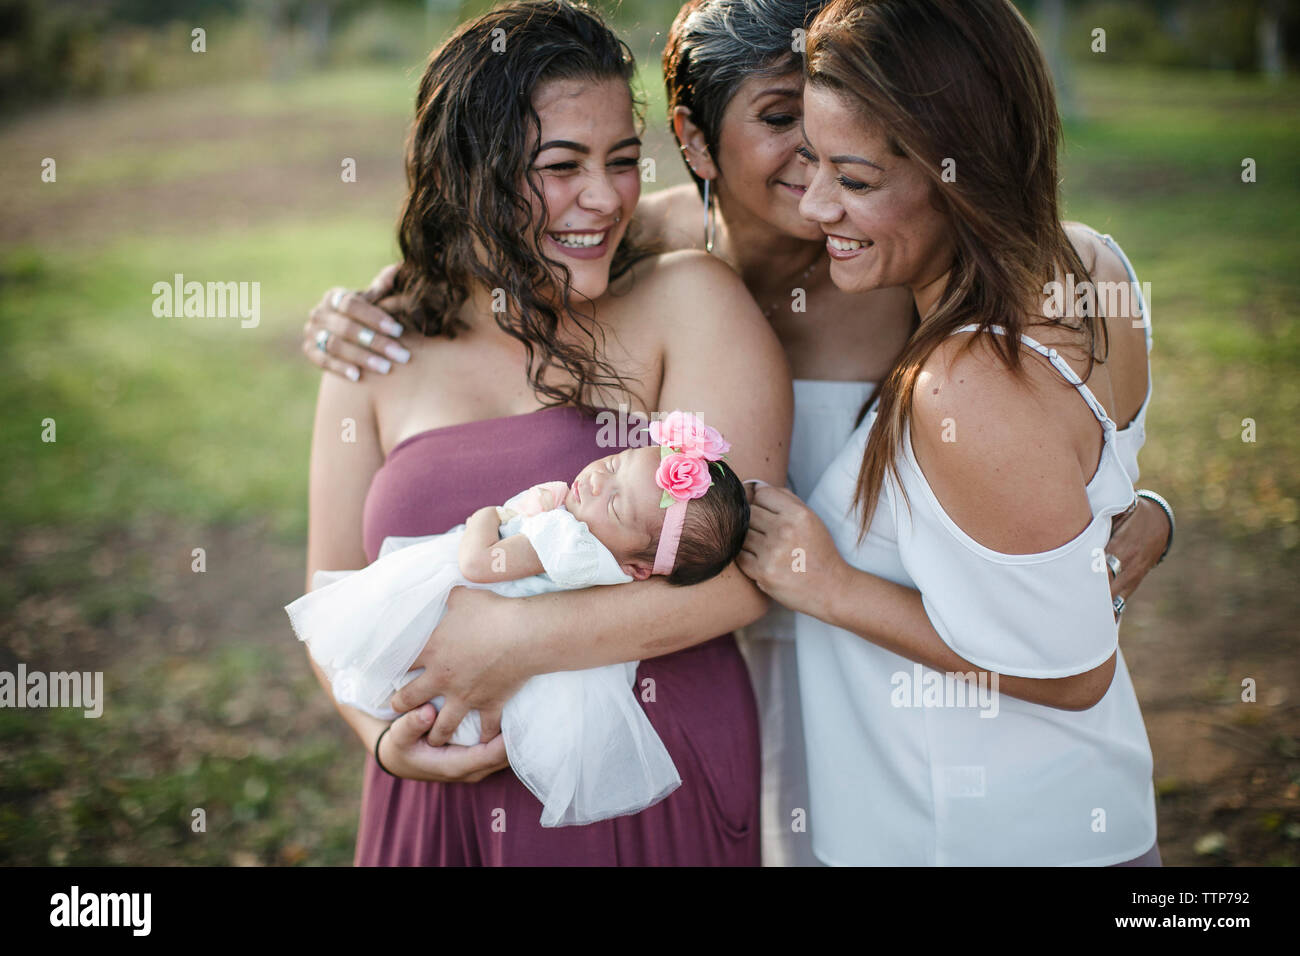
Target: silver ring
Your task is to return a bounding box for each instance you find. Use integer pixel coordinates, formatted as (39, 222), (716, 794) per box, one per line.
(357, 328), (375, 348)
(315, 328), (330, 353)
(1113, 595), (1126, 619)
(1105, 553), (1121, 579)
(331, 289), (348, 311)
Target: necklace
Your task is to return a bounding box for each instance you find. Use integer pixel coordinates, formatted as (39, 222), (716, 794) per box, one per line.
(762, 256), (824, 318)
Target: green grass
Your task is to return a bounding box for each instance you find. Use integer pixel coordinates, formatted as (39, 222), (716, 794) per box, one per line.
(1, 220), (397, 540)
(1059, 65), (1300, 547)
(0, 645), (360, 866)
(1, 58), (1296, 866)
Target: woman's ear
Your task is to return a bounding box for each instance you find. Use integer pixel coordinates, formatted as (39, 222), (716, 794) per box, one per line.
(672, 106), (718, 182)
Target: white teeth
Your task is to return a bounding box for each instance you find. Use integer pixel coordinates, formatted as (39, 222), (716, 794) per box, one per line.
(828, 236), (867, 251)
(550, 231), (606, 248)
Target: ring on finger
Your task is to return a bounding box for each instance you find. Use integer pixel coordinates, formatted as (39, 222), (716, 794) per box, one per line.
(315, 328), (331, 353)
(1113, 595), (1125, 619)
(357, 328), (375, 348)
(1105, 553), (1121, 579)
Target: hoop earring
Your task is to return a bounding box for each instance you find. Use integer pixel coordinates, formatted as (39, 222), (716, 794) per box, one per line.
(702, 179), (716, 254)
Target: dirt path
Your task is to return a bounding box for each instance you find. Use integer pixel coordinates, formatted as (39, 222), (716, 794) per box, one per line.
(1120, 524), (1300, 864)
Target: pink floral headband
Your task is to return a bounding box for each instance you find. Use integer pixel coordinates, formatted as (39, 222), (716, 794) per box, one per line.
(649, 410), (731, 576)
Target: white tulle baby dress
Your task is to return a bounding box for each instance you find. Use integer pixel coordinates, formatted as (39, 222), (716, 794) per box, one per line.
(285, 480), (682, 827)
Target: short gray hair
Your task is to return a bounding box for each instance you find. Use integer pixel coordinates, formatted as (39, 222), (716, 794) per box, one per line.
(662, 0), (827, 193)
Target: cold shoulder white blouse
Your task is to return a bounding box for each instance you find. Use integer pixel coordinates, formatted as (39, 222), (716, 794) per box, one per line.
(795, 232), (1158, 865)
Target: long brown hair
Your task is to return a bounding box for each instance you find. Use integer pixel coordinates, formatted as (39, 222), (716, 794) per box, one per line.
(389, 0), (651, 413)
(805, 0), (1103, 539)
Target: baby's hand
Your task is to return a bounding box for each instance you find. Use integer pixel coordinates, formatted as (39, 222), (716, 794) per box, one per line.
(495, 506), (518, 523)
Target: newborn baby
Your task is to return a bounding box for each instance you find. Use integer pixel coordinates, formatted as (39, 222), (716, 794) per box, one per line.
(285, 411), (749, 826)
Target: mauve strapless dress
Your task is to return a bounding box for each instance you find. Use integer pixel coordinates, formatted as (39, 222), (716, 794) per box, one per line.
(353, 405), (761, 866)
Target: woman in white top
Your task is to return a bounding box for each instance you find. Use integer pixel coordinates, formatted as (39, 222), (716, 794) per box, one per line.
(738, 0), (1166, 865)
(300, 0), (1171, 866)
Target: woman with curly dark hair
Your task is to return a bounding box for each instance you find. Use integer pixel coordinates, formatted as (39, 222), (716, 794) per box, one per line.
(304, 0), (791, 865)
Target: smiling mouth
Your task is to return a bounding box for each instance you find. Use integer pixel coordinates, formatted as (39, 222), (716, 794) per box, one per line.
(548, 230), (609, 249)
(827, 234), (871, 251)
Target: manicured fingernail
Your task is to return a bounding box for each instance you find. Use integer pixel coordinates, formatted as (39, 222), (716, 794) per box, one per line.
(385, 344), (410, 363)
(381, 319), (403, 336)
(345, 366), (360, 382)
(367, 355), (392, 374)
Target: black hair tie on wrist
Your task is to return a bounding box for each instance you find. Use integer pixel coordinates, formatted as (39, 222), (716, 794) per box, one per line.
(374, 724), (397, 778)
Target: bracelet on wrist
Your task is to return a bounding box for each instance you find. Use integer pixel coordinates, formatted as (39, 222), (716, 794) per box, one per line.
(1135, 489), (1175, 564)
(374, 724), (397, 777)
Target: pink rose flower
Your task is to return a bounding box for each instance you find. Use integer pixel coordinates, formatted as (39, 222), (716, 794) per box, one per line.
(648, 410), (731, 460)
(656, 452), (711, 501)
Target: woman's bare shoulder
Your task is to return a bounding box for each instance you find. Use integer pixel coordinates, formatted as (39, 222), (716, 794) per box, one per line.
(911, 332), (1094, 553)
(911, 327), (1102, 473)
(363, 328), (443, 395)
(637, 183), (702, 219)
(630, 244), (724, 274)
(612, 249), (783, 373)
(635, 184), (703, 251)
(627, 248), (756, 314)
(914, 332), (1042, 430)
(1062, 220), (1135, 291)
(355, 328), (473, 446)
(1062, 221), (1147, 322)
(1062, 221), (1102, 273)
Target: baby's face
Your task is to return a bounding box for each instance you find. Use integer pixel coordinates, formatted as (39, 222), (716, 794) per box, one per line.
(565, 445), (666, 579)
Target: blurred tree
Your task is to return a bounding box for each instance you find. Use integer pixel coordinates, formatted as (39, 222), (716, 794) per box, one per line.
(98, 0), (244, 26)
(1258, 0), (1286, 77)
(1038, 0), (1078, 118)
(4, 0), (1296, 115)
(1069, 0), (1300, 72)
